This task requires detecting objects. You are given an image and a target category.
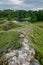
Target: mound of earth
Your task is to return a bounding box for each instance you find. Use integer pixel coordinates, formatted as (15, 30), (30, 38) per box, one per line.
(3, 22), (21, 31)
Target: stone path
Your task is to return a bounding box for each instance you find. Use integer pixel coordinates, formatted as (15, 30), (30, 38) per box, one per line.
(5, 34), (40, 65)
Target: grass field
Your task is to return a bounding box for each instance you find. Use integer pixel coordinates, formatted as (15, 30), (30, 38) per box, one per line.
(0, 21), (43, 65)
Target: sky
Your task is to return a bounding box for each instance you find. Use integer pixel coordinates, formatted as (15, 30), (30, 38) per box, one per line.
(0, 0), (43, 10)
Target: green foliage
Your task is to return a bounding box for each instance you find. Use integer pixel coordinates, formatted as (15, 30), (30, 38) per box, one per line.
(31, 15), (38, 22)
(0, 21), (21, 31)
(29, 22), (43, 65)
(37, 10), (43, 21)
(35, 50), (43, 65)
(0, 9), (43, 65)
(11, 39), (22, 49)
(0, 9), (43, 22)
(0, 31), (22, 57)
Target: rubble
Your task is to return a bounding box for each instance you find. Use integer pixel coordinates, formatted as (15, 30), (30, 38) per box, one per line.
(5, 34), (40, 65)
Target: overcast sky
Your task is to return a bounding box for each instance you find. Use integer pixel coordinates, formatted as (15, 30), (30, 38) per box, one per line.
(0, 0), (43, 10)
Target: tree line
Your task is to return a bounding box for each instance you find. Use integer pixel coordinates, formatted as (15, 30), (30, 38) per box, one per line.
(0, 9), (43, 22)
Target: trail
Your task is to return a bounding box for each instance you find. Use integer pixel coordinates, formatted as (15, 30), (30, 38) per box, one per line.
(5, 33), (40, 65)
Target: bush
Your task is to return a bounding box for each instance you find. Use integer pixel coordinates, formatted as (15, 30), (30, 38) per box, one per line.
(31, 16), (38, 23)
(35, 50), (43, 65)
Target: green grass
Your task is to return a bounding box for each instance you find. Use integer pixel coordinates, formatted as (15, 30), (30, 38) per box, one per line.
(0, 21), (21, 31)
(0, 31), (20, 48)
(0, 21), (43, 65)
(29, 22), (43, 65)
(0, 31), (22, 57)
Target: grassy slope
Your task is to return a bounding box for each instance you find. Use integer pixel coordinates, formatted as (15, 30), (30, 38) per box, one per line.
(0, 21), (22, 57)
(28, 22), (43, 65)
(30, 23), (43, 55)
(0, 21), (43, 65)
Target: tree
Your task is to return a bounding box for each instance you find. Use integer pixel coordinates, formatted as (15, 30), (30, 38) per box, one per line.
(31, 15), (38, 22)
(0, 9), (43, 22)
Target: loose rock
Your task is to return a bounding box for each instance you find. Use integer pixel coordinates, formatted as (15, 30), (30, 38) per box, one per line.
(5, 34), (40, 65)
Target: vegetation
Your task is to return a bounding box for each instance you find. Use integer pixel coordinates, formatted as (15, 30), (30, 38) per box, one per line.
(0, 31), (22, 56)
(0, 21), (21, 31)
(0, 9), (43, 22)
(28, 22), (43, 65)
(0, 21), (23, 58)
(0, 9), (43, 65)
(0, 21), (43, 65)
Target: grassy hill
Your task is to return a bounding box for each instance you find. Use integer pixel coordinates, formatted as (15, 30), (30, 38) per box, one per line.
(0, 21), (43, 65)
(28, 22), (43, 65)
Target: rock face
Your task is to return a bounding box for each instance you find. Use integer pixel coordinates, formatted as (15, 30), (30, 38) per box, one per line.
(5, 34), (40, 65)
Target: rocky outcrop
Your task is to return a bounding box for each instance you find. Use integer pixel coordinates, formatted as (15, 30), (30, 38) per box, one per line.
(5, 34), (40, 65)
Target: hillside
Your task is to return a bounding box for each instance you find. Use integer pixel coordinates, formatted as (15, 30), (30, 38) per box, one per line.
(0, 21), (43, 65)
